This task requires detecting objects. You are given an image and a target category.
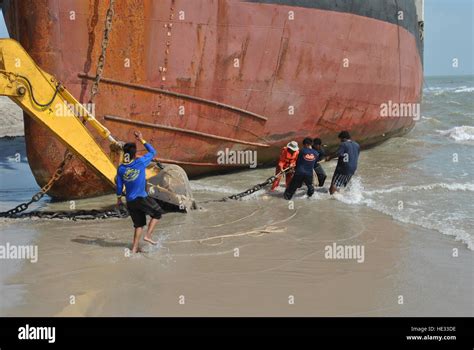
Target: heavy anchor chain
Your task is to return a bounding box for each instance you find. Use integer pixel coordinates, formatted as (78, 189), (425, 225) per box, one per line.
(223, 167), (293, 201)
(89, 0), (115, 104)
(2, 166), (293, 219)
(0, 152), (73, 217)
(1, 0), (288, 220)
(0, 0), (118, 219)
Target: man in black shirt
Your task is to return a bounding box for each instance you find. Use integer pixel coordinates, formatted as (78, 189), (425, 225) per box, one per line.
(327, 131), (360, 195)
(284, 138), (318, 200)
(312, 138), (327, 187)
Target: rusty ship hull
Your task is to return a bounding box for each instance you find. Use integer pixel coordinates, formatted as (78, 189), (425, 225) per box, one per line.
(1, 0), (423, 199)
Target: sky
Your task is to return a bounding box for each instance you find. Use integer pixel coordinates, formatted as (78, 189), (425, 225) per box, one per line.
(424, 0), (473, 76)
(0, 0), (472, 76)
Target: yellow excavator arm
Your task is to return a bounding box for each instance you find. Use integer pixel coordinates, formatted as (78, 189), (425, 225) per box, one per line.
(0, 38), (137, 188)
(0, 38), (196, 210)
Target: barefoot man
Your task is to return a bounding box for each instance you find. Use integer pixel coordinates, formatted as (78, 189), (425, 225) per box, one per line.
(116, 131), (163, 253)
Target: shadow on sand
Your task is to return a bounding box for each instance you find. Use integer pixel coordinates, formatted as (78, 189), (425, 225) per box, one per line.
(71, 235), (130, 249)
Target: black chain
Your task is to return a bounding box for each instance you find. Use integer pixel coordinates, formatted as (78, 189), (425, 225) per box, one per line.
(0, 152), (74, 218)
(1, 168), (292, 219)
(197, 168), (292, 204)
(0, 1), (117, 220)
(223, 167), (292, 201)
(3, 207), (129, 220)
(89, 0), (115, 104)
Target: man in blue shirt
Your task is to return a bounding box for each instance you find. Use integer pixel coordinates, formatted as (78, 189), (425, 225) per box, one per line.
(116, 131), (163, 253)
(284, 137), (318, 200)
(327, 131), (360, 195)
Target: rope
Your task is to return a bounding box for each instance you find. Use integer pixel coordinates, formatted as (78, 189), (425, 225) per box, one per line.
(164, 211), (297, 246)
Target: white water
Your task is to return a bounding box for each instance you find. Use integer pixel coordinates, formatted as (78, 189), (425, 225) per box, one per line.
(437, 126), (474, 142)
(331, 177), (474, 250)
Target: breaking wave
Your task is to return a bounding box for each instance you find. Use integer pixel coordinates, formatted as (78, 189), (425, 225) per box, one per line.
(366, 182), (474, 194)
(333, 178), (474, 250)
(424, 86), (474, 95)
(437, 126), (474, 142)
(454, 87), (474, 93)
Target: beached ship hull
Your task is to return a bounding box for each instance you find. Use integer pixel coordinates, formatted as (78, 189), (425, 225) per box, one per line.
(2, 0), (423, 199)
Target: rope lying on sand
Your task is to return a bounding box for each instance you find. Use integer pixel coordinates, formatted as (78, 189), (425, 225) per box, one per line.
(165, 226), (286, 246)
(164, 211), (297, 246)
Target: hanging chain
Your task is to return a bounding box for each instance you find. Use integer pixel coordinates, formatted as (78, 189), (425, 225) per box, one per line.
(89, 0), (115, 104)
(1, 1), (117, 219)
(1, 0), (287, 219)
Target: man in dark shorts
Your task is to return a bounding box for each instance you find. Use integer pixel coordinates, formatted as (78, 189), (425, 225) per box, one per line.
(116, 131), (163, 253)
(284, 137), (318, 200)
(312, 137), (327, 187)
(327, 131), (360, 195)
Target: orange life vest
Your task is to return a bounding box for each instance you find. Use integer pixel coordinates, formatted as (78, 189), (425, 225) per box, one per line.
(277, 147), (299, 169)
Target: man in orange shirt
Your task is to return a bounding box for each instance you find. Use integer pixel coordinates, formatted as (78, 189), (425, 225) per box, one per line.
(270, 141), (299, 191)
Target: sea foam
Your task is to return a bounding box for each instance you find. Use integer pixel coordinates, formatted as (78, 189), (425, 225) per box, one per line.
(333, 178), (474, 250)
(437, 126), (474, 142)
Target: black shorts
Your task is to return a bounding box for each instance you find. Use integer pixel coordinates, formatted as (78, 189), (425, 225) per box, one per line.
(331, 172), (353, 188)
(126, 196), (163, 228)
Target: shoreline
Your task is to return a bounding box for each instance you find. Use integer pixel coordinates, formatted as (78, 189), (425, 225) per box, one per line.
(1, 192), (472, 317)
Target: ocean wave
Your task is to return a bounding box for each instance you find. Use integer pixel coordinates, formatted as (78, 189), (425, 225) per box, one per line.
(366, 182), (474, 194)
(424, 86), (474, 94)
(365, 201), (473, 251)
(437, 126), (474, 142)
(454, 87), (474, 93)
(332, 178), (474, 250)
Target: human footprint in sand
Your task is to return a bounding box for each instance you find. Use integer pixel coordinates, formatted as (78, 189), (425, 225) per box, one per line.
(116, 130), (163, 253)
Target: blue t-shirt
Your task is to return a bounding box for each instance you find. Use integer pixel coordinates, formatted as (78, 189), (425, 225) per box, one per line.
(335, 140), (360, 175)
(116, 143), (156, 201)
(295, 147), (318, 176)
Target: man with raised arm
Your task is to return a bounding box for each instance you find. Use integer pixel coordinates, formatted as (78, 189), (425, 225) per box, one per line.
(116, 131), (163, 253)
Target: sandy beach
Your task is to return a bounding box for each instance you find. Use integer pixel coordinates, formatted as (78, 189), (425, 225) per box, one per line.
(1, 183), (472, 317)
(1, 76), (473, 317)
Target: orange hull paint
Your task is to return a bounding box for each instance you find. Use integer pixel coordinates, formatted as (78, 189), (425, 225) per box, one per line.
(2, 0), (422, 199)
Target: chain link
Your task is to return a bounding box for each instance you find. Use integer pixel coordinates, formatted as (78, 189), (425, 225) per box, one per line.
(89, 0), (115, 104)
(1, 0), (285, 219)
(225, 167), (292, 201)
(2, 167), (292, 219)
(0, 1), (116, 220)
(0, 152), (73, 217)
(5, 208), (129, 220)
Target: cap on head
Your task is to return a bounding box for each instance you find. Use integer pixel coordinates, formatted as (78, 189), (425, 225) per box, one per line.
(338, 131), (351, 140)
(286, 141), (299, 152)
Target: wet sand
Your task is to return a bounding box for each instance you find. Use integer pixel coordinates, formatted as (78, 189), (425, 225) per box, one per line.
(1, 184), (472, 317)
(1, 51), (473, 318)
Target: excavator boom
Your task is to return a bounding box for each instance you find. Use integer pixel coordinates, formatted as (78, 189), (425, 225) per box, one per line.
(0, 39), (195, 211)
(0, 38), (120, 187)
